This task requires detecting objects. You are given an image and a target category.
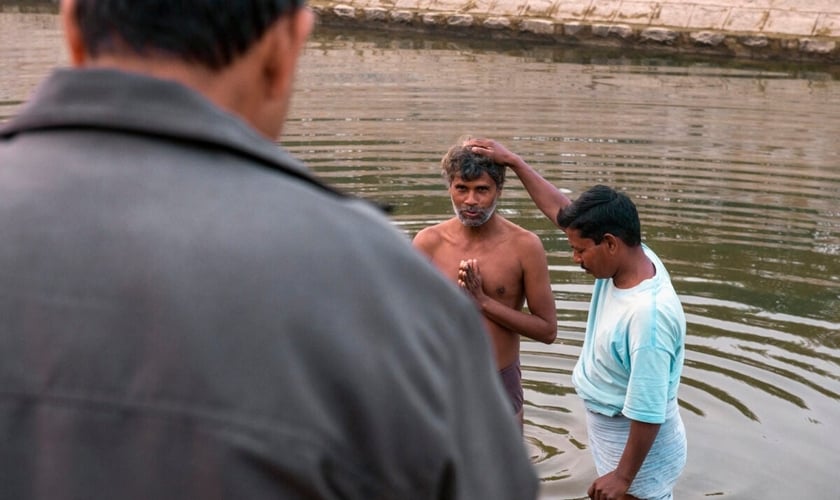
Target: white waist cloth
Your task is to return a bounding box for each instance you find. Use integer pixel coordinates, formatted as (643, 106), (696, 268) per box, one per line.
(585, 400), (687, 500)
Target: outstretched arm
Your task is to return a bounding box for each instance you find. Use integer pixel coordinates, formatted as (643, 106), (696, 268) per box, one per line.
(466, 138), (571, 227)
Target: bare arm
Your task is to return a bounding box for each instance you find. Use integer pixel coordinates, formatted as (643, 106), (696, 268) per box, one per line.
(587, 420), (661, 499)
(466, 138), (571, 227)
(458, 233), (557, 344)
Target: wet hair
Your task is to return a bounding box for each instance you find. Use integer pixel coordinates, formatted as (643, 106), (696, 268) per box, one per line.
(70, 0), (305, 70)
(440, 144), (505, 189)
(557, 184), (641, 247)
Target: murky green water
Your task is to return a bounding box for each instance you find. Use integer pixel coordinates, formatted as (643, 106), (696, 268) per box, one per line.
(3, 10), (839, 500)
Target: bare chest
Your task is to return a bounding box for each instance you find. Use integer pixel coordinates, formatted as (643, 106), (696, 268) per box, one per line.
(429, 244), (526, 305)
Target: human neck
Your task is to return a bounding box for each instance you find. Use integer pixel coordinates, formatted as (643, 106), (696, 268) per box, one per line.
(612, 245), (654, 289)
(82, 52), (279, 139)
(85, 55), (221, 92)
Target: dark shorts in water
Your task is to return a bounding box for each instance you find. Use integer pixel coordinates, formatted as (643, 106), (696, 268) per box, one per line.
(499, 359), (523, 414)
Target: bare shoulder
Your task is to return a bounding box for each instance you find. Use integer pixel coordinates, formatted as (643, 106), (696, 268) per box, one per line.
(412, 220), (453, 253)
(498, 217), (546, 253)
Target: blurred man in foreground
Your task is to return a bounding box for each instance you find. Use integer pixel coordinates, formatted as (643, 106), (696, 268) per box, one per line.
(0, 2), (538, 498)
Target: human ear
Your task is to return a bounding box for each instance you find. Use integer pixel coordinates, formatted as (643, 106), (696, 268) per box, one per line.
(603, 233), (619, 253)
(264, 7), (314, 99)
(60, 0), (87, 66)
(252, 8), (314, 137)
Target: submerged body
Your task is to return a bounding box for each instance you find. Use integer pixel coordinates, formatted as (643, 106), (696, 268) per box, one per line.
(413, 145), (556, 425)
(467, 138), (688, 500)
(575, 245), (687, 499)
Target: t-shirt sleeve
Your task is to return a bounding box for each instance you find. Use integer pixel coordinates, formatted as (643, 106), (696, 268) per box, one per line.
(623, 345), (673, 423)
(621, 305), (675, 424)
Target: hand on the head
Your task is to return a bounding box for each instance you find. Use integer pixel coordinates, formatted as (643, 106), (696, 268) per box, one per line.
(464, 138), (518, 167)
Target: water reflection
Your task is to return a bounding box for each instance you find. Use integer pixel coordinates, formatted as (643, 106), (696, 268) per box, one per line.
(290, 28), (840, 499)
(3, 11), (840, 499)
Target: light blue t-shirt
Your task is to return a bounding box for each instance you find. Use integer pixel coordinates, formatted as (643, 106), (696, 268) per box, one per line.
(572, 244), (686, 424)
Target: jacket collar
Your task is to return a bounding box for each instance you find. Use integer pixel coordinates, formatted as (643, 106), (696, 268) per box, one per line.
(1, 67), (346, 198)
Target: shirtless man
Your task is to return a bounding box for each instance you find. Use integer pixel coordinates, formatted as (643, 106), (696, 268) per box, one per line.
(413, 140), (558, 427)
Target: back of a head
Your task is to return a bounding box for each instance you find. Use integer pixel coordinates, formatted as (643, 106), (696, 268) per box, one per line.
(71, 0), (305, 70)
(440, 144), (506, 188)
(557, 184), (641, 246)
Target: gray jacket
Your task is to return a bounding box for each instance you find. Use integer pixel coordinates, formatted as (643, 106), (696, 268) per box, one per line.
(0, 68), (538, 500)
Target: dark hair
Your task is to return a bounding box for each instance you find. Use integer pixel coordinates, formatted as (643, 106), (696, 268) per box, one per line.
(440, 144), (505, 189)
(71, 0), (306, 70)
(557, 184), (641, 246)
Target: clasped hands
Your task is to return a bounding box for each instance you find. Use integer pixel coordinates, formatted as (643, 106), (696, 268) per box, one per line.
(458, 258), (486, 304)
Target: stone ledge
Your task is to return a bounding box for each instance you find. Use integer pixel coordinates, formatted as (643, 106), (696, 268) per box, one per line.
(311, 2), (840, 62)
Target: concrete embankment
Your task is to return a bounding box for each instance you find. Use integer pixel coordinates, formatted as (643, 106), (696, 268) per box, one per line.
(310, 0), (840, 63)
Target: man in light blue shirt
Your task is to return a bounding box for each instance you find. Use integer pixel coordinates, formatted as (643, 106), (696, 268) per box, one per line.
(468, 138), (687, 500)
(571, 242), (687, 500)
(573, 242), (685, 422)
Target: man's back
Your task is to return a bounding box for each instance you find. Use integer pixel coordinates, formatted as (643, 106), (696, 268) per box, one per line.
(0, 69), (538, 499)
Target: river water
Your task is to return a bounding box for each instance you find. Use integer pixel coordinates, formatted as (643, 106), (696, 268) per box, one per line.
(2, 9), (839, 500)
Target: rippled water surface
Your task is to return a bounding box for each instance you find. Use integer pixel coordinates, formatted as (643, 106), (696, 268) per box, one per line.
(3, 10), (839, 499)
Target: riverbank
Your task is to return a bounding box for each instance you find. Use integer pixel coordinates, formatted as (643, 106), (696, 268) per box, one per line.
(2, 0), (839, 63)
(310, 0), (840, 63)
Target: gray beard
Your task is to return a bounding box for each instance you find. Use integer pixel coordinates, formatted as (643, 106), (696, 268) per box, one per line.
(453, 199), (497, 227)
